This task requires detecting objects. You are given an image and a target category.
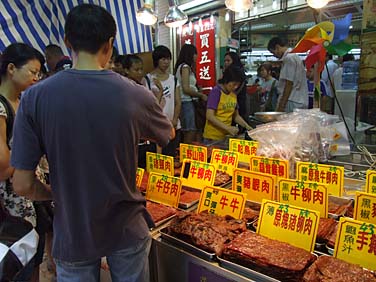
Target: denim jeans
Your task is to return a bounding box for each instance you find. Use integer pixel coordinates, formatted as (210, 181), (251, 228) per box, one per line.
(55, 235), (152, 282)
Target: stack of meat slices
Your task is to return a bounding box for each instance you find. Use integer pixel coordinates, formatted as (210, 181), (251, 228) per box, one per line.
(303, 256), (376, 282)
(146, 201), (177, 225)
(222, 231), (317, 282)
(241, 207), (260, 225)
(214, 170), (231, 186)
(168, 211), (247, 256)
(325, 222), (339, 249)
(316, 218), (338, 244)
(179, 188), (201, 206)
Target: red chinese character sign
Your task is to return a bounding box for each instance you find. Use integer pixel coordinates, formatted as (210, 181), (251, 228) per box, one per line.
(210, 149), (239, 175)
(229, 139), (258, 164)
(366, 170), (376, 194)
(146, 172), (182, 208)
(334, 217), (376, 271)
(197, 186), (246, 219)
(233, 168), (276, 203)
(278, 179), (328, 218)
(257, 200), (320, 252)
(296, 162), (344, 197)
(195, 18), (216, 93)
(146, 152), (174, 176)
(250, 156), (289, 179)
(180, 143), (207, 163)
(354, 192), (376, 224)
(180, 160), (217, 190)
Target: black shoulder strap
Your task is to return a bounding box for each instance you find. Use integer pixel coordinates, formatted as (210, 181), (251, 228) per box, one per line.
(174, 76), (177, 90)
(0, 95), (15, 148)
(144, 75), (151, 90)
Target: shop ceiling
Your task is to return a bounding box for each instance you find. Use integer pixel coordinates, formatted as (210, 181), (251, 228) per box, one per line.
(179, 0), (363, 34)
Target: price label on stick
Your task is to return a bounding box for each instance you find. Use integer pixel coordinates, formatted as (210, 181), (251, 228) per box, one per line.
(197, 186), (246, 219)
(257, 199), (320, 252)
(146, 172), (182, 208)
(210, 149), (239, 175)
(180, 143), (208, 163)
(229, 139), (258, 163)
(366, 170), (376, 194)
(180, 160), (216, 190)
(250, 156), (289, 179)
(136, 167), (144, 188)
(354, 192), (376, 224)
(146, 152), (174, 176)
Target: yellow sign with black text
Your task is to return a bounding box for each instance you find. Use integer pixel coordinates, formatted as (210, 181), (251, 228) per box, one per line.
(229, 139), (258, 163)
(180, 143), (208, 163)
(250, 156), (289, 179)
(354, 192), (376, 224)
(146, 152), (174, 176)
(366, 170), (376, 194)
(146, 172), (182, 208)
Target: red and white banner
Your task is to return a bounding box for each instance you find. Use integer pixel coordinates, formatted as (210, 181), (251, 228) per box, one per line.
(195, 18), (216, 94)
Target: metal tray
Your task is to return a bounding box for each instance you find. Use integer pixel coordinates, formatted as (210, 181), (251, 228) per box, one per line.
(217, 257), (281, 282)
(326, 244), (334, 255)
(151, 213), (177, 230)
(159, 227), (217, 261)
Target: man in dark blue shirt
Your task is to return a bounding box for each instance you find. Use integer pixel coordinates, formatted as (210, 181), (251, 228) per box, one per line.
(11, 4), (173, 282)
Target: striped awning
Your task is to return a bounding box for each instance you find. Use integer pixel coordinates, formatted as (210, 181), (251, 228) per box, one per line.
(0, 0), (153, 55)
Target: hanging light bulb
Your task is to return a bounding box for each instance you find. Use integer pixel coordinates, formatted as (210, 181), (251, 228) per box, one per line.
(136, 0), (157, 25)
(164, 0), (188, 28)
(210, 14), (214, 24)
(225, 0), (252, 13)
(272, 0), (277, 10)
(307, 0), (330, 9)
(225, 11), (230, 21)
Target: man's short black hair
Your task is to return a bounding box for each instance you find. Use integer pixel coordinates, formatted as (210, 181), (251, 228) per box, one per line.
(152, 45), (172, 68)
(267, 37), (287, 51)
(45, 44), (64, 57)
(65, 4), (116, 54)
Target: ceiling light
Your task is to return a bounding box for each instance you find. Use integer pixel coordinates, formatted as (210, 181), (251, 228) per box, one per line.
(307, 0), (330, 9)
(178, 0), (212, 11)
(165, 0), (188, 28)
(136, 0), (157, 25)
(225, 0), (253, 13)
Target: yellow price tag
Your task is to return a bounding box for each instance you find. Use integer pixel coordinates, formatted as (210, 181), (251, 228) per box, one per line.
(146, 172), (182, 208)
(278, 179), (328, 218)
(210, 149), (239, 175)
(232, 168), (276, 203)
(257, 199), (320, 252)
(180, 160), (216, 190)
(354, 192), (376, 224)
(250, 156), (289, 179)
(136, 167), (144, 188)
(296, 162), (344, 197)
(366, 170), (376, 194)
(180, 143), (208, 163)
(146, 152), (174, 176)
(197, 186), (246, 219)
(229, 139), (258, 163)
(334, 217), (376, 271)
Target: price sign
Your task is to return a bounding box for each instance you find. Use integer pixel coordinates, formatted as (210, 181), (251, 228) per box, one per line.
(136, 168), (144, 188)
(180, 143), (208, 163)
(229, 139), (258, 163)
(296, 162), (344, 197)
(233, 168), (276, 203)
(257, 199), (320, 252)
(146, 172), (182, 208)
(197, 186), (246, 219)
(278, 179), (328, 218)
(180, 160), (216, 190)
(334, 217), (376, 271)
(366, 170), (376, 194)
(146, 152), (174, 176)
(210, 149), (239, 175)
(354, 192), (376, 224)
(250, 156), (289, 179)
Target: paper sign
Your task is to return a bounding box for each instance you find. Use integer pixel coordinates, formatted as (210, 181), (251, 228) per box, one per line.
(229, 139), (258, 163)
(278, 179), (328, 218)
(366, 170), (376, 194)
(210, 149), (239, 175)
(257, 199), (320, 252)
(197, 186), (246, 219)
(354, 192), (376, 224)
(146, 152), (174, 176)
(296, 162), (344, 197)
(136, 168), (144, 188)
(334, 217), (376, 271)
(180, 143), (208, 163)
(250, 156), (289, 179)
(146, 172), (182, 208)
(180, 160), (216, 190)
(233, 168), (276, 203)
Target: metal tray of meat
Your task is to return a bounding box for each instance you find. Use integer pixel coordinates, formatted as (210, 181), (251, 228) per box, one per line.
(178, 186), (201, 209)
(159, 227), (217, 261)
(217, 257), (281, 282)
(151, 213), (177, 229)
(328, 195), (353, 220)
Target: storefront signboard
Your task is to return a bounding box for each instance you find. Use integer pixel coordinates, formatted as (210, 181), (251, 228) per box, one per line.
(229, 138), (258, 164)
(354, 192), (376, 224)
(180, 143), (207, 163)
(296, 162), (344, 197)
(197, 186), (246, 219)
(250, 156), (289, 179)
(210, 149), (239, 175)
(257, 199), (320, 252)
(366, 170), (376, 194)
(146, 172), (182, 208)
(180, 160), (216, 190)
(146, 152), (174, 176)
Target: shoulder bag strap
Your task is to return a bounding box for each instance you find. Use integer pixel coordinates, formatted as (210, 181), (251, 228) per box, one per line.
(0, 95), (15, 148)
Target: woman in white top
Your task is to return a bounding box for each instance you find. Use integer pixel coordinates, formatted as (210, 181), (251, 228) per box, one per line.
(174, 44), (207, 144)
(147, 45), (181, 156)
